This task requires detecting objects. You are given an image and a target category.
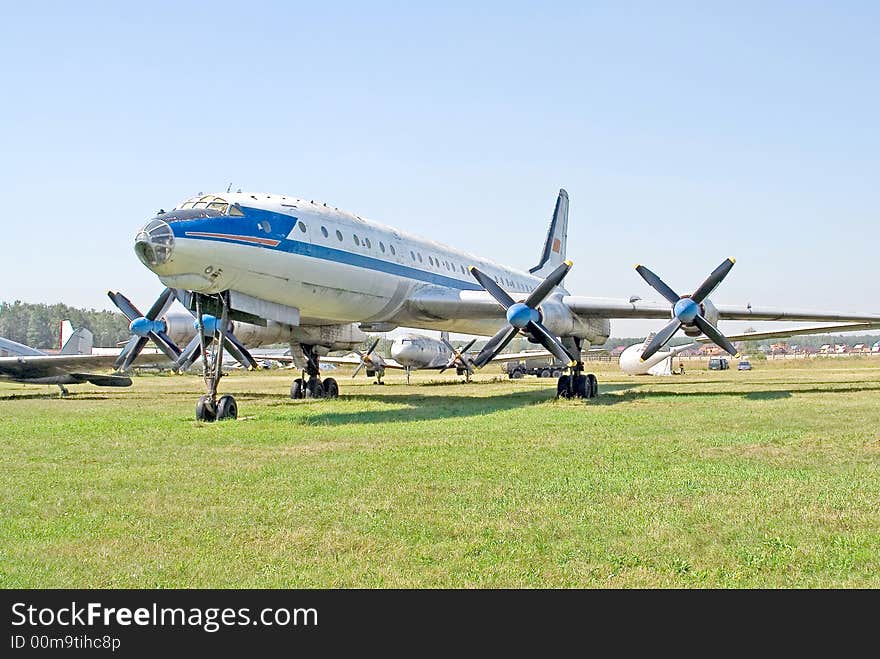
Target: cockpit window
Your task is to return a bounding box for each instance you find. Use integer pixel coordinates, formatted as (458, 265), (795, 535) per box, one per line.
(178, 195), (235, 215)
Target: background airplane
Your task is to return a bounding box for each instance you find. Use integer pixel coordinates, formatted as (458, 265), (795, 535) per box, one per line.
(122, 189), (880, 421)
(0, 322), (132, 394)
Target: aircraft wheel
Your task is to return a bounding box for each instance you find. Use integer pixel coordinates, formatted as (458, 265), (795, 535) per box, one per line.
(196, 395), (216, 422)
(290, 378), (304, 400)
(556, 375), (572, 398)
(305, 379), (325, 399)
(540, 368), (551, 378)
(587, 373), (598, 398)
(574, 374), (589, 398)
(323, 377), (339, 398)
(216, 394), (238, 420)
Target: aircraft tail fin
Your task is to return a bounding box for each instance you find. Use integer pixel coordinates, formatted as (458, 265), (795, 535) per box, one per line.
(529, 189), (569, 277)
(59, 322), (94, 355)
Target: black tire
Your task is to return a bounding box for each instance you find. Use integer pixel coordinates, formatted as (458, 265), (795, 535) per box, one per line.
(512, 369), (524, 379)
(587, 373), (598, 398)
(556, 375), (572, 398)
(305, 379), (325, 399)
(323, 377), (339, 398)
(575, 374), (589, 398)
(216, 394), (238, 420)
(551, 369), (562, 378)
(290, 378), (304, 400)
(540, 369), (551, 378)
(196, 395), (216, 422)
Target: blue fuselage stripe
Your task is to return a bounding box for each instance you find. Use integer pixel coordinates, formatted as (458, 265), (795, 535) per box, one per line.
(169, 208), (488, 291)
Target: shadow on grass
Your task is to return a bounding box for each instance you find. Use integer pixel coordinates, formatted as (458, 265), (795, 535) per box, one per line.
(592, 384), (880, 406)
(0, 392), (112, 401)
(294, 390), (551, 426)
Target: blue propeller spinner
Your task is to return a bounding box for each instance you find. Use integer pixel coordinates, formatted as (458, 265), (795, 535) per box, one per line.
(635, 257), (739, 361)
(468, 260), (576, 368)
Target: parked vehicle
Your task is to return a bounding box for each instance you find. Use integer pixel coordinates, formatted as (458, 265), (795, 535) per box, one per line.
(708, 357), (729, 371)
(737, 359), (752, 371)
(504, 356), (566, 379)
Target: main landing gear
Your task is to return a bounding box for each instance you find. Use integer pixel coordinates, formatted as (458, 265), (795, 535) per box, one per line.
(289, 345), (340, 400)
(556, 338), (598, 400)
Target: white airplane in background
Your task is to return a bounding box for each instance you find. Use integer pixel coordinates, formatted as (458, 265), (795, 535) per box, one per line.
(121, 188), (880, 421)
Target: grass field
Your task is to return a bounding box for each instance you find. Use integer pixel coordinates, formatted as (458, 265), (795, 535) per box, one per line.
(1, 358), (879, 588)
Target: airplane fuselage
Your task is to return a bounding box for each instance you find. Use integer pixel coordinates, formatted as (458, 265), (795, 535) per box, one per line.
(135, 193), (611, 345)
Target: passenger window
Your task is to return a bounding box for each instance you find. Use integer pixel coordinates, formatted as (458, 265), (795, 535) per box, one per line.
(321, 226), (329, 238)
(298, 221), (307, 233)
(410, 251), (416, 260)
(379, 242), (385, 253)
(353, 235), (360, 246)
(336, 230), (343, 241)
(418, 253), (423, 263)
(390, 245), (396, 255)
(364, 237), (371, 249)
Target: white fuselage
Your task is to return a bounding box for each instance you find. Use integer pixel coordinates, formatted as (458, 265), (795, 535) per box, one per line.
(137, 192), (610, 344)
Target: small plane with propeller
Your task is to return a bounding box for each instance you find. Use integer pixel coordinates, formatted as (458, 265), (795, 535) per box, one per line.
(118, 188), (880, 420)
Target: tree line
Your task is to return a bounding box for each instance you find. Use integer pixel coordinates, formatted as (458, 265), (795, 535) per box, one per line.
(0, 301), (130, 349)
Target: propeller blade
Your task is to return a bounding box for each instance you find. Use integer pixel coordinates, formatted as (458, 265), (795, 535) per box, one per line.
(145, 287), (176, 321)
(223, 332), (259, 370)
(150, 329), (182, 363)
(472, 326), (518, 368)
(114, 335), (145, 370)
(469, 267), (516, 310)
(635, 265), (680, 305)
(352, 360), (365, 378)
(176, 334), (203, 371)
(107, 291), (143, 323)
(526, 321), (576, 365)
(691, 257), (735, 304)
(524, 260), (572, 308)
(640, 318), (682, 361)
(692, 314), (737, 356)
(118, 336), (149, 371)
(365, 338), (381, 356)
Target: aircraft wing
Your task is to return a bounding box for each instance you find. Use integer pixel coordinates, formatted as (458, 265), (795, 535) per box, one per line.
(0, 353), (133, 386)
(272, 354), (408, 370)
(699, 321), (880, 345)
(561, 296), (880, 323)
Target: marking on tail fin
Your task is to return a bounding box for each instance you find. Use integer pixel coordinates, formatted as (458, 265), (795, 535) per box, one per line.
(529, 189), (569, 276)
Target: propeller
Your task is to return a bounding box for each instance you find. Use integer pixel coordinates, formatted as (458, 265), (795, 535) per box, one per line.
(175, 314), (259, 372)
(468, 260), (577, 368)
(635, 257), (738, 361)
(439, 337), (476, 375)
(108, 288), (182, 371)
(352, 338), (384, 378)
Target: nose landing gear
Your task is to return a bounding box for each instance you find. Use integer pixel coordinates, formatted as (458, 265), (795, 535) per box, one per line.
(191, 292), (256, 422)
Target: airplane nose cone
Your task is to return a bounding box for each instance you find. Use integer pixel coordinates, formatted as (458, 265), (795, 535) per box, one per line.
(391, 342), (418, 365)
(134, 218), (174, 267)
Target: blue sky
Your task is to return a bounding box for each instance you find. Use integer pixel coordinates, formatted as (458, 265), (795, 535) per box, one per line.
(1, 1), (877, 336)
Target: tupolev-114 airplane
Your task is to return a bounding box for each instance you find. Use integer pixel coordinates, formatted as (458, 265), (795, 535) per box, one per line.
(123, 188), (880, 421)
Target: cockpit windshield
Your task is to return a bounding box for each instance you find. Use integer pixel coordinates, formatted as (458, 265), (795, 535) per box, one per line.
(176, 195), (244, 216)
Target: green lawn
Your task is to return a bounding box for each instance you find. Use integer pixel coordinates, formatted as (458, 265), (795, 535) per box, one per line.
(1, 358), (879, 587)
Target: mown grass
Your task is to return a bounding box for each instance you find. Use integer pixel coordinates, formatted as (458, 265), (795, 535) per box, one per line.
(1, 359), (879, 588)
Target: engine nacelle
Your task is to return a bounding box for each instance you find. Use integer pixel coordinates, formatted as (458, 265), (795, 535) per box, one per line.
(228, 320), (294, 348)
(538, 297), (610, 343)
(682, 298), (719, 337)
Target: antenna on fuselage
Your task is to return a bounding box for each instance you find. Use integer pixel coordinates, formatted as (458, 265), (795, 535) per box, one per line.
(226, 182), (232, 193)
